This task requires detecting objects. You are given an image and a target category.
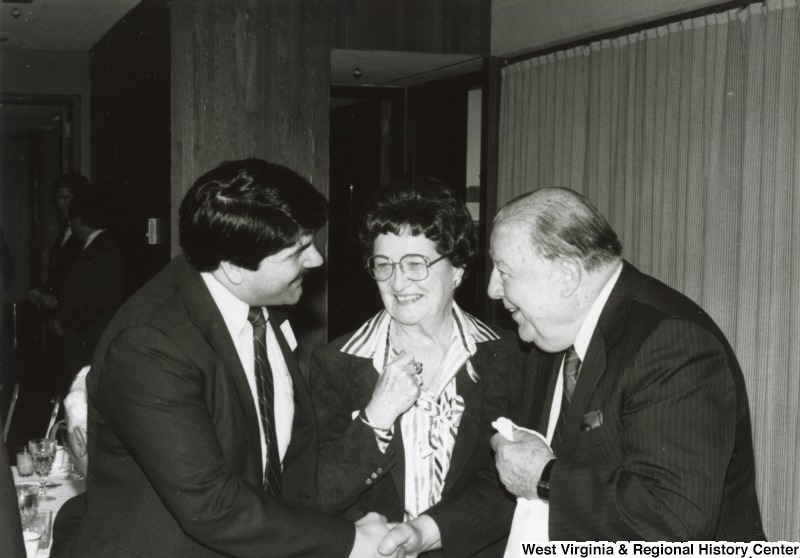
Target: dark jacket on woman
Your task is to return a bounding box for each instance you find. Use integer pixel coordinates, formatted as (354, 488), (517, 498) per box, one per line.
(311, 314), (524, 557)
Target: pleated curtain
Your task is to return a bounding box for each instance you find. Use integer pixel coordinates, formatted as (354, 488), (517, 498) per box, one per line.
(498, 0), (800, 540)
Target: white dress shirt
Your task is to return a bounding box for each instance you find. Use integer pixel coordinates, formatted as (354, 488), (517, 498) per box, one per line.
(200, 273), (295, 480)
(83, 229), (104, 249)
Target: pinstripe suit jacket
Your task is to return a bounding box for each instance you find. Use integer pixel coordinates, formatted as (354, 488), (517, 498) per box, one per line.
(310, 323), (523, 557)
(519, 261), (764, 541)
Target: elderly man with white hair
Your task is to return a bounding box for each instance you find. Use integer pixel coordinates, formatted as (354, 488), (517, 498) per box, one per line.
(50, 366), (89, 558)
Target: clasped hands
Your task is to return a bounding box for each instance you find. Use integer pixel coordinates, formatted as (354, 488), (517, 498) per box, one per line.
(29, 288), (58, 311)
(350, 513), (440, 558)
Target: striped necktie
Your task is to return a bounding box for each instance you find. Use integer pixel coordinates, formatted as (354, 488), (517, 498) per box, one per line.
(555, 346), (581, 448)
(247, 306), (282, 496)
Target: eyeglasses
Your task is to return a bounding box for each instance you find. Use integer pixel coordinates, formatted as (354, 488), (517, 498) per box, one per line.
(367, 254), (448, 282)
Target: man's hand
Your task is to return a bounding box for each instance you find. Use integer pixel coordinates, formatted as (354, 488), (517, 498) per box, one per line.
(490, 430), (555, 499)
(39, 293), (58, 310)
(29, 288), (43, 306)
(350, 513), (398, 558)
(48, 318), (63, 338)
(378, 515), (441, 558)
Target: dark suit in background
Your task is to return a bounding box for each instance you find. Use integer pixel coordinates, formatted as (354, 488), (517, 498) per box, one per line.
(45, 230), (83, 298)
(59, 230), (124, 378)
(520, 262), (764, 540)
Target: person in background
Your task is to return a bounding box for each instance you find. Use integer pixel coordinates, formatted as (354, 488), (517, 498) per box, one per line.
(29, 173), (90, 316)
(311, 177), (522, 557)
(26, 173), (90, 398)
(54, 190), (124, 388)
(71, 158), (393, 558)
(0, 226), (11, 290)
(50, 365), (89, 558)
(488, 188), (764, 543)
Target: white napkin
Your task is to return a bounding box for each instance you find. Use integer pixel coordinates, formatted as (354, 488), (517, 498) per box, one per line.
(492, 417), (552, 556)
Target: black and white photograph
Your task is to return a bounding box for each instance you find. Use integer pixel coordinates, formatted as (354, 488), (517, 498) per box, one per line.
(0, 1), (796, 556)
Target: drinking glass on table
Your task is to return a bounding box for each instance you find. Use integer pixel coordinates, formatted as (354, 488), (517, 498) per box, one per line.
(28, 438), (57, 501)
(16, 485), (39, 528)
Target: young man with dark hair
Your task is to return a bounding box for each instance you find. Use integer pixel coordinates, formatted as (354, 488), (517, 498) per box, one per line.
(71, 158), (390, 557)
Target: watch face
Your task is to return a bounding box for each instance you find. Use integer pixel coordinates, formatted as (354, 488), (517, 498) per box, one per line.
(537, 480), (550, 500)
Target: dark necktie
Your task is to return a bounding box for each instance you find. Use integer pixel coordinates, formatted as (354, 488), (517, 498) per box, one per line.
(247, 307), (282, 496)
(555, 346), (581, 448)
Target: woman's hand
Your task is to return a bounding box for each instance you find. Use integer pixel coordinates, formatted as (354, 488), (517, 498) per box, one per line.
(365, 351), (422, 429)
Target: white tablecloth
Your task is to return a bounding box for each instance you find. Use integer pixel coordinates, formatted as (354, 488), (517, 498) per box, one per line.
(13, 466), (86, 557)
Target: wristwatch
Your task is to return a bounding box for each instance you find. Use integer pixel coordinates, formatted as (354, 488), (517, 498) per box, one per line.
(537, 458), (557, 501)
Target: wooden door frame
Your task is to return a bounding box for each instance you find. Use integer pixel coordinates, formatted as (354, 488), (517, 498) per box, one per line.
(0, 93), (81, 174)
(0, 93), (80, 296)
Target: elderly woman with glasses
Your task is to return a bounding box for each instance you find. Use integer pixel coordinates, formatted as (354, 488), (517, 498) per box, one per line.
(310, 177), (524, 557)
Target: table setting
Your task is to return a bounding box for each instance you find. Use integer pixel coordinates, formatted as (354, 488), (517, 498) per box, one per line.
(13, 437), (86, 557)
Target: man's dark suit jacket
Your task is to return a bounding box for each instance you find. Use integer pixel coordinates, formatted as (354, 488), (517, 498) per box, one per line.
(59, 231), (124, 376)
(51, 493), (85, 558)
(0, 416), (25, 558)
(70, 256), (354, 558)
(44, 229), (83, 297)
(519, 261), (764, 541)
(311, 328), (522, 557)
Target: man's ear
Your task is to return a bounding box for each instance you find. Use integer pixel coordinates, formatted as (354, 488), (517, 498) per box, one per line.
(559, 258), (582, 297)
(73, 427), (88, 458)
(218, 261), (244, 285)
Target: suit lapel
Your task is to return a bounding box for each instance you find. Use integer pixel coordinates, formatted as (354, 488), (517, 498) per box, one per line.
(270, 309), (303, 391)
(556, 261), (641, 457)
(556, 337), (607, 457)
(177, 259), (263, 484)
(441, 352), (484, 497)
(388, 425), (406, 505)
(271, 310), (320, 505)
(521, 349), (559, 436)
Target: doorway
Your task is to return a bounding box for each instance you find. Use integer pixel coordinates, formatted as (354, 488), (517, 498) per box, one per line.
(1, 94), (79, 451)
(328, 73), (487, 341)
(328, 88), (405, 339)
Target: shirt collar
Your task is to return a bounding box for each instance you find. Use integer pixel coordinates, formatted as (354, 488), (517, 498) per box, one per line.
(83, 229), (105, 250)
(200, 272), (269, 340)
(341, 302), (499, 373)
(573, 262), (623, 361)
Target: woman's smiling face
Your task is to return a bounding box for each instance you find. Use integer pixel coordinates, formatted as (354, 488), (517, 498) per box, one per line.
(372, 231), (462, 328)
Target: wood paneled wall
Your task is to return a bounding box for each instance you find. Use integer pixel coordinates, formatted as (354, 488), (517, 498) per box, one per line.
(170, 0), (332, 237)
(170, 0), (333, 362)
(332, 0), (489, 54)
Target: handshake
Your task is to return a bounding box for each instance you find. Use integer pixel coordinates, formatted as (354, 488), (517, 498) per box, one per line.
(350, 512), (440, 558)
